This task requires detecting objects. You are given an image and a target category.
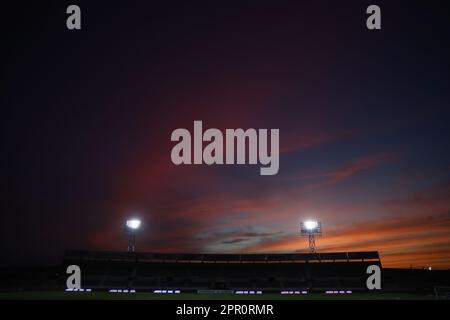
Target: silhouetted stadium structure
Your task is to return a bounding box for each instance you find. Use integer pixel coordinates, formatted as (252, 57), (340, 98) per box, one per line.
(62, 250), (381, 292)
(1, 250), (450, 295)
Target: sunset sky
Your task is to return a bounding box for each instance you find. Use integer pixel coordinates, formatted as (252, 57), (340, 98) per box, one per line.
(2, 1), (450, 268)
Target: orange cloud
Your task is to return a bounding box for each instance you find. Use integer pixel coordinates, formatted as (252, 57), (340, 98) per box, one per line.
(242, 212), (450, 269)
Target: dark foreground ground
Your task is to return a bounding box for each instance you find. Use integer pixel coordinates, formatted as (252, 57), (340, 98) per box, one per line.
(0, 291), (437, 300)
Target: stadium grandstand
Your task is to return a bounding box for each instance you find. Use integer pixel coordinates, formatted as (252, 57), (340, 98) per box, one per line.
(62, 250), (380, 292)
(1, 250), (450, 297)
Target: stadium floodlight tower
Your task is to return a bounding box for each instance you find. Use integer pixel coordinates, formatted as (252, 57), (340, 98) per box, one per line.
(124, 218), (141, 252)
(300, 220), (322, 253)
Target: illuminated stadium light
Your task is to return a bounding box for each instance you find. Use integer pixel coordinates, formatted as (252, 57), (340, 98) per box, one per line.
(301, 220), (321, 234)
(304, 220), (318, 230)
(124, 218), (142, 252)
(300, 220), (322, 253)
(126, 219), (141, 230)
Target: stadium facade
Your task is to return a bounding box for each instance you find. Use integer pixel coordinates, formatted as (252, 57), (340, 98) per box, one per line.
(62, 250), (381, 293)
(1, 250), (449, 296)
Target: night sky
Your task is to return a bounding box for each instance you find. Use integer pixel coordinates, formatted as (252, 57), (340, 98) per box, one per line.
(2, 1), (450, 268)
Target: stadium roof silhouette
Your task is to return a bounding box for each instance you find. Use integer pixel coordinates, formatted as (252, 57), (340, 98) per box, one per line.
(64, 250), (380, 263)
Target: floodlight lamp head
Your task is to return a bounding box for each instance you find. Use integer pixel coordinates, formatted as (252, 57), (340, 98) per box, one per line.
(126, 219), (141, 230)
(304, 220), (318, 230)
(300, 220), (322, 236)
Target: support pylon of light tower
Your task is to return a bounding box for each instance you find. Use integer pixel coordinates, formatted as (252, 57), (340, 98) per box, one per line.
(308, 234), (317, 253)
(128, 233), (136, 252)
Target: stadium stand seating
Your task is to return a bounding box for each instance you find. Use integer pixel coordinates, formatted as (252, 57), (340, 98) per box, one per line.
(61, 250), (381, 291)
(2, 250), (450, 294)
